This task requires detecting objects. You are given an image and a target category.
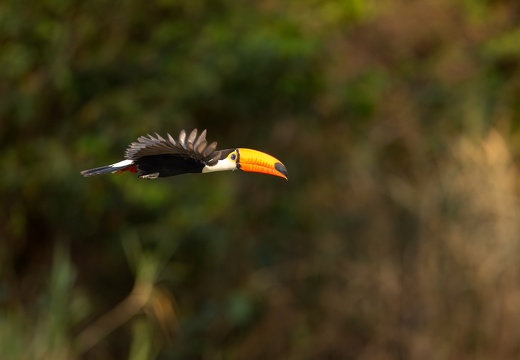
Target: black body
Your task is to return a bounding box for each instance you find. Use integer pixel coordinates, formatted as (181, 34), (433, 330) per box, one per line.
(136, 154), (205, 177)
(81, 130), (237, 179)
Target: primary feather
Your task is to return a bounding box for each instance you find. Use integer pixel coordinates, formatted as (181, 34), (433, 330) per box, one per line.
(124, 129), (221, 165)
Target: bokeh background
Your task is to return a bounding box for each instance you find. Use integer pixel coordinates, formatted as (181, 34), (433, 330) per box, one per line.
(3, 0), (520, 359)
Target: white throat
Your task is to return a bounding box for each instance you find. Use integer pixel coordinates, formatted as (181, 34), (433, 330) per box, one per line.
(202, 158), (237, 173)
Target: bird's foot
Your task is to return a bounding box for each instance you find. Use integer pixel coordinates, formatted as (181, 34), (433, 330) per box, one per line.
(139, 172), (160, 179)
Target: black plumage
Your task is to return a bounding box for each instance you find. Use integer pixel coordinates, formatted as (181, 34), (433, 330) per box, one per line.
(127, 129), (232, 178)
(81, 129), (233, 178)
(126, 129), (221, 165)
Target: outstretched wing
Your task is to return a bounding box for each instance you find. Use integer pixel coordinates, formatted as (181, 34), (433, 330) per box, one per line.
(124, 129), (221, 166)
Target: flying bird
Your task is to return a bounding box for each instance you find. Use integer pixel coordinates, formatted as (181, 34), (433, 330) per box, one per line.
(80, 129), (288, 180)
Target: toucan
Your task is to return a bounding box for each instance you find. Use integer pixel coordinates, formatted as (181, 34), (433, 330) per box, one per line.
(80, 129), (288, 180)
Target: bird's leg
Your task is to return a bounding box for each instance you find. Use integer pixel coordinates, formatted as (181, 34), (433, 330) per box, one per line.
(138, 173), (160, 179)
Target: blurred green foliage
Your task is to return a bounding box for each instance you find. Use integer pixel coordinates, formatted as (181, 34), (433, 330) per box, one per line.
(3, 0), (520, 359)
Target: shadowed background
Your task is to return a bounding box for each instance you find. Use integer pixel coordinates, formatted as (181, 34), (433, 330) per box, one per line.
(2, 0), (520, 359)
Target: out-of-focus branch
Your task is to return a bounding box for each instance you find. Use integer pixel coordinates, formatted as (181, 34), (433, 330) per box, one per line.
(75, 280), (154, 354)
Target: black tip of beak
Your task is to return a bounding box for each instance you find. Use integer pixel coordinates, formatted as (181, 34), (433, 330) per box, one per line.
(275, 162), (289, 179)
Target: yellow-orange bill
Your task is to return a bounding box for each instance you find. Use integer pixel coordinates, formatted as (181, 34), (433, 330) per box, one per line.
(237, 148), (288, 180)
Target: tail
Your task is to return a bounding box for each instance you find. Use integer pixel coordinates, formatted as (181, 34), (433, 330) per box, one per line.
(81, 159), (136, 177)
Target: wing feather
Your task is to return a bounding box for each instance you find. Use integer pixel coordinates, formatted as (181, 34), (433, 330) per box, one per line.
(124, 129), (221, 164)
(168, 133), (177, 146)
(194, 130), (206, 152)
(178, 130), (186, 146)
(203, 141), (217, 157)
(187, 129), (197, 144)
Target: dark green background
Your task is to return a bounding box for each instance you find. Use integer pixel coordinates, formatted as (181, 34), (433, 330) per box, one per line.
(3, 0), (520, 359)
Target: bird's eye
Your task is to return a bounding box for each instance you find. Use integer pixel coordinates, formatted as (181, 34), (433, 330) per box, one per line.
(230, 153), (237, 161)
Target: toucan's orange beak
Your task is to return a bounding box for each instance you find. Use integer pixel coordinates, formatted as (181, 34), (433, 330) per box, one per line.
(237, 148), (288, 180)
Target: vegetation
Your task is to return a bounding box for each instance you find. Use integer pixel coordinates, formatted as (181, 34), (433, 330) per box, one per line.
(2, 0), (520, 358)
